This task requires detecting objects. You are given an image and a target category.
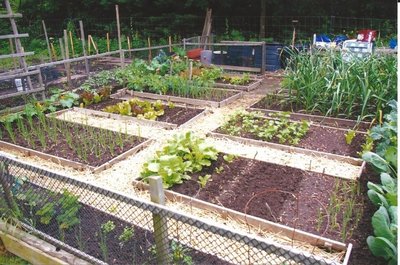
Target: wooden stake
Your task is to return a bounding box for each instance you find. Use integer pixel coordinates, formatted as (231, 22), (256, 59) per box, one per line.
(8, 39), (17, 69)
(79, 20), (90, 76)
(41, 20), (52, 62)
(63, 30), (72, 87)
(189, 60), (193, 80)
(50, 42), (57, 61)
(90, 35), (98, 54)
(148, 176), (171, 264)
(115, 5), (124, 67)
(88, 35), (91, 55)
(148, 37), (152, 63)
(168, 36), (172, 53)
(127, 35), (131, 58)
(106, 32), (110, 52)
(69, 31), (75, 57)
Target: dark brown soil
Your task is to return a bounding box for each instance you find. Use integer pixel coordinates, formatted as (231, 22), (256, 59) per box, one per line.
(86, 98), (204, 126)
(0, 118), (146, 167)
(216, 117), (365, 157)
(171, 155), (363, 243)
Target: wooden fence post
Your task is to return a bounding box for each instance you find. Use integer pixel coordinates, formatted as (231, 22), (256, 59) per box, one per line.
(115, 5), (124, 67)
(63, 30), (72, 87)
(149, 176), (171, 264)
(79, 20), (90, 76)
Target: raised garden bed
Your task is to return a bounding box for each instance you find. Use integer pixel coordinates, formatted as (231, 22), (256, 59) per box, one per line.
(8, 183), (230, 265)
(112, 88), (242, 108)
(0, 117), (151, 172)
(249, 98), (371, 132)
(167, 154), (363, 245)
(250, 94), (374, 128)
(213, 77), (262, 91)
(213, 111), (367, 158)
(77, 97), (206, 129)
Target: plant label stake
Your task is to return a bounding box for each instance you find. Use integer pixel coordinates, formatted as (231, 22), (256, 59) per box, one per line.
(149, 176), (171, 264)
(106, 32), (110, 52)
(189, 60), (193, 80)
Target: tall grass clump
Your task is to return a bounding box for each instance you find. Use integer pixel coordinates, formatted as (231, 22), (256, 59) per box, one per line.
(282, 50), (397, 121)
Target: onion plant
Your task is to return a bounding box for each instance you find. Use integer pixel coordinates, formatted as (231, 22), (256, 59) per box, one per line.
(282, 49), (397, 121)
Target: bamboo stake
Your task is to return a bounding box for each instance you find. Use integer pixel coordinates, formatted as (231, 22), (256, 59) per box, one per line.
(106, 32), (110, 52)
(88, 35), (91, 55)
(127, 35), (131, 58)
(63, 30), (72, 87)
(90, 35), (98, 54)
(41, 20), (52, 61)
(148, 37), (152, 63)
(69, 31), (75, 57)
(8, 39), (17, 69)
(50, 42), (57, 61)
(168, 36), (172, 53)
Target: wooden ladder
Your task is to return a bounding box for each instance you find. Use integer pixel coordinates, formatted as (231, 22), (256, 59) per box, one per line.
(0, 0), (44, 100)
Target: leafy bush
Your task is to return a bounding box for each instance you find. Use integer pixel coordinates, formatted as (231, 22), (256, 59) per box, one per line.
(140, 132), (218, 188)
(363, 100), (397, 265)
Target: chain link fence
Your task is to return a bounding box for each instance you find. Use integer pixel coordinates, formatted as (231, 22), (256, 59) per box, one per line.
(0, 154), (347, 265)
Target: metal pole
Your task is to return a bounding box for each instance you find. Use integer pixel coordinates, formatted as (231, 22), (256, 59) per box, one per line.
(261, 42), (266, 74)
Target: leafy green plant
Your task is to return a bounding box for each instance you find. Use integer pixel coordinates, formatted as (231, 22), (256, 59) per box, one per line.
(141, 132), (218, 188)
(36, 202), (56, 225)
(103, 98), (173, 120)
(345, 130), (356, 145)
(56, 190), (81, 241)
(197, 174), (211, 188)
(99, 220), (116, 262)
(221, 110), (310, 145)
(363, 101), (397, 265)
(171, 240), (193, 265)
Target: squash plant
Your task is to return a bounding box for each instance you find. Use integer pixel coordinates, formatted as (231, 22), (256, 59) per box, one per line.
(140, 132), (218, 188)
(363, 100), (397, 265)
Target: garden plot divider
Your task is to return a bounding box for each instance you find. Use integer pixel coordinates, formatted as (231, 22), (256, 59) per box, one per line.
(0, 154), (350, 265)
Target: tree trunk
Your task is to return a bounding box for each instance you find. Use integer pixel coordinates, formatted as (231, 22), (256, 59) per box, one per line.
(259, 0), (266, 39)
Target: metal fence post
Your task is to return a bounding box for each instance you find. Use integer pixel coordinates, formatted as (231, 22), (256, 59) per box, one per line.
(149, 176), (171, 264)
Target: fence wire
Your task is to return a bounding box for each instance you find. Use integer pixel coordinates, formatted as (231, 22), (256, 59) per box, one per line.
(0, 154), (344, 265)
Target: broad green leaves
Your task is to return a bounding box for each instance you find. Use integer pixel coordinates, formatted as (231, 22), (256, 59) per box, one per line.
(141, 132), (218, 188)
(364, 101), (397, 264)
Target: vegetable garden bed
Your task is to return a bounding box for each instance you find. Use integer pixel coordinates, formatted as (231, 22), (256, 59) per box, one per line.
(112, 88), (242, 108)
(168, 153), (364, 244)
(248, 106), (371, 132)
(79, 97), (207, 129)
(213, 77), (262, 91)
(0, 116), (151, 172)
(213, 111), (367, 158)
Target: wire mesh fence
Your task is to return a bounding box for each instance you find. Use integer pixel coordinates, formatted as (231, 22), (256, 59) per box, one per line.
(0, 154), (345, 265)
